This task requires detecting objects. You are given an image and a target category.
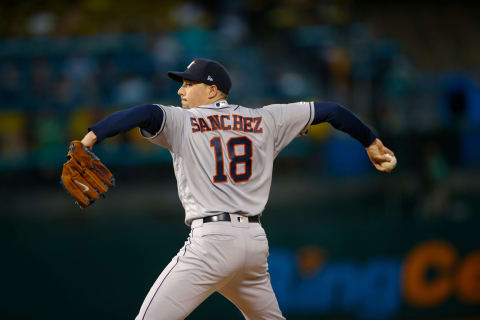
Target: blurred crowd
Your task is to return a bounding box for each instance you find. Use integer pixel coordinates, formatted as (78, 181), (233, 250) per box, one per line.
(0, 0), (479, 218)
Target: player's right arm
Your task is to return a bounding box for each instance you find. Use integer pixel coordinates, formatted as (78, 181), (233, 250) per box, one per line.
(311, 101), (395, 172)
(264, 101), (395, 172)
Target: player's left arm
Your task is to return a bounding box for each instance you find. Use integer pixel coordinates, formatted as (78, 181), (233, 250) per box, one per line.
(312, 101), (396, 173)
(80, 104), (165, 148)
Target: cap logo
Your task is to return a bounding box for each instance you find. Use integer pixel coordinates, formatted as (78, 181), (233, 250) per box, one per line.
(207, 75), (213, 81)
(187, 61), (196, 69)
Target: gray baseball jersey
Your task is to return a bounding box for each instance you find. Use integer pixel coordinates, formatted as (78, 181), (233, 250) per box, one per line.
(140, 100), (314, 225)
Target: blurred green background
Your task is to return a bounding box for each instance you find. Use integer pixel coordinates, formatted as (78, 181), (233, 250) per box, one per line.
(1, 1), (479, 319)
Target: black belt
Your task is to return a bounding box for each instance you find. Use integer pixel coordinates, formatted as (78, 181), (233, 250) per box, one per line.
(203, 212), (260, 223)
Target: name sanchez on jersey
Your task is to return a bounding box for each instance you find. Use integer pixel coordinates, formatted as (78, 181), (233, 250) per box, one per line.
(190, 114), (263, 134)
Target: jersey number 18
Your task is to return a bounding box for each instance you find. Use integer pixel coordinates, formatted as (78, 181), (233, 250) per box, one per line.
(210, 136), (252, 183)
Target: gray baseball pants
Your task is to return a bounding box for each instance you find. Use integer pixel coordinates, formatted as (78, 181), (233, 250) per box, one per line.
(135, 214), (285, 320)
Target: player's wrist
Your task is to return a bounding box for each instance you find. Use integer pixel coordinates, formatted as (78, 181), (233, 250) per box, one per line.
(81, 130), (97, 148)
(366, 138), (380, 149)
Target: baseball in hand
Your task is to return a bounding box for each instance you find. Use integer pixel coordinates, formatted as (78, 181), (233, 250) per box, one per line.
(381, 154), (397, 170)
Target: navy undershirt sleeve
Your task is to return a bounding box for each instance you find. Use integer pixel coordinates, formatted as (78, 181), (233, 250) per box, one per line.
(312, 102), (376, 147)
(88, 104), (164, 144)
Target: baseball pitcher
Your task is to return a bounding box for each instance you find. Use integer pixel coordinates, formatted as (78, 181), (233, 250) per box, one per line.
(62, 58), (396, 319)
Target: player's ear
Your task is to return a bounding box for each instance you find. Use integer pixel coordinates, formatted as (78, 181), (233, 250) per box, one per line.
(208, 85), (218, 99)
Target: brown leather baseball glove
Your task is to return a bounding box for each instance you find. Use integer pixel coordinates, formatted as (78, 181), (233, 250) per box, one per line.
(60, 141), (115, 208)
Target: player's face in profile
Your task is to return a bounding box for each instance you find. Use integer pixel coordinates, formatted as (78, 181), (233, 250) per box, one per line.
(178, 80), (210, 109)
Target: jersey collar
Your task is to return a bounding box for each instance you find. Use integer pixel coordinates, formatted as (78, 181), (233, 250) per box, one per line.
(197, 100), (229, 109)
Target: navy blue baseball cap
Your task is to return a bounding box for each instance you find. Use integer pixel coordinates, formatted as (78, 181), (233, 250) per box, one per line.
(168, 58), (232, 94)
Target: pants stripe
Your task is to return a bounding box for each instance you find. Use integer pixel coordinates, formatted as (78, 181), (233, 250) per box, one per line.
(141, 237), (191, 320)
